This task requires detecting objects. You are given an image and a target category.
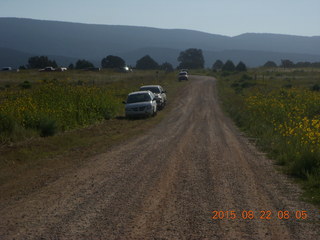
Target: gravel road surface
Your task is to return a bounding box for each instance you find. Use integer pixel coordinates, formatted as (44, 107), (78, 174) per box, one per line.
(1, 76), (320, 239)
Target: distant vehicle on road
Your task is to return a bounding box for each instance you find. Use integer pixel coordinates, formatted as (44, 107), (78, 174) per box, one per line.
(123, 91), (157, 118)
(39, 66), (55, 72)
(56, 67), (67, 72)
(1, 67), (19, 72)
(139, 85), (167, 110)
(1, 67), (12, 71)
(117, 66), (132, 73)
(178, 71), (188, 81)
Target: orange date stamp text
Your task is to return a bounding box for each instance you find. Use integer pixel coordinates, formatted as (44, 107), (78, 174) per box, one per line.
(211, 210), (308, 220)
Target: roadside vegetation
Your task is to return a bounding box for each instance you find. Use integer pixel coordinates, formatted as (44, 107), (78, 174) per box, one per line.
(0, 70), (179, 142)
(216, 67), (320, 205)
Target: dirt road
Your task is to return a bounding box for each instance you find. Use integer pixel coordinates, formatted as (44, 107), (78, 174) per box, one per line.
(1, 76), (320, 239)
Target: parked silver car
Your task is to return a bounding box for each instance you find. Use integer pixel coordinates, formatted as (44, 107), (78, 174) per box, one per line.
(178, 71), (188, 81)
(139, 85), (167, 110)
(1, 67), (12, 71)
(39, 66), (55, 72)
(124, 91), (157, 118)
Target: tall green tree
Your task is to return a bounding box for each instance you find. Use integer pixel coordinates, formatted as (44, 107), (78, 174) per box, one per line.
(136, 55), (159, 70)
(160, 62), (174, 72)
(263, 61), (277, 68)
(68, 63), (74, 69)
(222, 60), (236, 71)
(177, 48), (204, 69)
(235, 61), (247, 72)
(75, 59), (94, 69)
(295, 62), (312, 68)
(212, 60), (224, 71)
(27, 56), (57, 69)
(281, 59), (294, 68)
(101, 55), (126, 69)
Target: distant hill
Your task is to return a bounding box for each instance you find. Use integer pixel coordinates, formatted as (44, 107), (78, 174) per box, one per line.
(0, 47), (32, 68)
(0, 17), (319, 68)
(231, 33), (320, 56)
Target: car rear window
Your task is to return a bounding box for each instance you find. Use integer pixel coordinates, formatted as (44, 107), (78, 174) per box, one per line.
(127, 93), (151, 103)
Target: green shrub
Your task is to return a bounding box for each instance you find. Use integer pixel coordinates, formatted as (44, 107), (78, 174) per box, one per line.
(311, 84), (320, 91)
(221, 72), (231, 77)
(231, 83), (240, 88)
(241, 82), (256, 88)
(20, 81), (32, 89)
(77, 80), (84, 86)
(240, 74), (252, 81)
(283, 84), (293, 88)
(39, 117), (57, 137)
(0, 113), (15, 134)
(288, 152), (319, 179)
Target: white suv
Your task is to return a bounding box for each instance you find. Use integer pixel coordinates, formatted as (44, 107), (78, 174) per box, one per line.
(124, 91), (157, 118)
(178, 71), (188, 81)
(139, 85), (167, 110)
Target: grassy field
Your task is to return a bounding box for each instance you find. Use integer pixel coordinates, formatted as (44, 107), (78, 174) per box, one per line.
(0, 69), (186, 191)
(216, 68), (320, 205)
(0, 69), (178, 142)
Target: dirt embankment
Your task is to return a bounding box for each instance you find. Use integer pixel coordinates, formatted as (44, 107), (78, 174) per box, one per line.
(0, 76), (319, 239)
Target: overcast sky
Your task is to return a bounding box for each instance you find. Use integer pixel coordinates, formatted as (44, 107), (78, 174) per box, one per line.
(0, 0), (319, 37)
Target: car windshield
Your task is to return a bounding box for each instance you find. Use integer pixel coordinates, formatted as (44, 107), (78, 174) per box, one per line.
(127, 93), (151, 103)
(140, 87), (160, 93)
(179, 72), (187, 76)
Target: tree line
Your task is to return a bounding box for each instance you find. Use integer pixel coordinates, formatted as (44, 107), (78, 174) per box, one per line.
(212, 60), (247, 72)
(18, 48), (200, 71)
(263, 60), (320, 68)
(24, 49), (320, 71)
(21, 51), (320, 71)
